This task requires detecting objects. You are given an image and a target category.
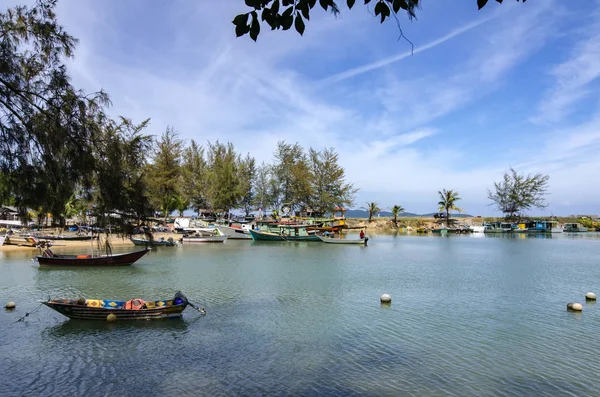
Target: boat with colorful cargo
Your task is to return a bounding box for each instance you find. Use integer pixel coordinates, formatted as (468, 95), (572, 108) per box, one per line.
(42, 291), (205, 321)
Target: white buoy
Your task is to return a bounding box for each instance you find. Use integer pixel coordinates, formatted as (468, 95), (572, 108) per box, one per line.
(567, 302), (583, 312)
(585, 292), (597, 301)
(106, 313), (117, 322)
(380, 294), (391, 304)
(5, 301), (16, 309)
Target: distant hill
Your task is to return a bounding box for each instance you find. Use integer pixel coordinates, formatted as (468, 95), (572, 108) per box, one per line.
(345, 209), (421, 218)
(345, 209), (472, 218)
(420, 212), (474, 218)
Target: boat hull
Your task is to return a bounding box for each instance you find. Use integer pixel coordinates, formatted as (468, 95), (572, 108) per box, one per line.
(43, 301), (186, 320)
(318, 236), (368, 245)
(130, 237), (177, 246)
(42, 293), (189, 321)
(249, 229), (285, 241)
(34, 235), (93, 241)
(215, 225), (252, 240)
(181, 236), (227, 243)
(37, 248), (150, 266)
(5, 236), (38, 247)
(284, 235), (322, 241)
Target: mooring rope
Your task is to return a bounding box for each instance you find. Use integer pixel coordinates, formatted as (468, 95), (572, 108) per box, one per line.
(12, 302), (44, 324)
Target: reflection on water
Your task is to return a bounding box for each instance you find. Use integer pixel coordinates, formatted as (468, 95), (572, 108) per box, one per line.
(2, 234), (600, 396)
(44, 316), (191, 338)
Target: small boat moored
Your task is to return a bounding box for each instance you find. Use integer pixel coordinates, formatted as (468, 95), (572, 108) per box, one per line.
(130, 236), (178, 246)
(317, 236), (368, 245)
(42, 291), (206, 321)
(181, 235), (228, 243)
(215, 224), (252, 240)
(563, 223), (589, 232)
(35, 242), (150, 266)
(249, 229), (286, 241)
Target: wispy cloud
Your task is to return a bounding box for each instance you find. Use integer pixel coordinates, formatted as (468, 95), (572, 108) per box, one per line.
(532, 8), (600, 124)
(320, 15), (498, 85)
(26, 0), (599, 215)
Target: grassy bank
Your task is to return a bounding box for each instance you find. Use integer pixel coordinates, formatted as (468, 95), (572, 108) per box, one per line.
(346, 216), (600, 234)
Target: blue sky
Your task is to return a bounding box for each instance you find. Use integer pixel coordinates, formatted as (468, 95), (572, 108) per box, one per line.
(10, 0), (600, 216)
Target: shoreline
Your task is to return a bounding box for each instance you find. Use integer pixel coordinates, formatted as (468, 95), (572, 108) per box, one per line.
(2, 216), (597, 251)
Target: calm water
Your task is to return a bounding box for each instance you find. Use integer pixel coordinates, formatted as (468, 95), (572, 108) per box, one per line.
(1, 233), (600, 396)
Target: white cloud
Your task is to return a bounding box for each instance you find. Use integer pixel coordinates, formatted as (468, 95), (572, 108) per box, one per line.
(22, 0), (598, 215)
(532, 8), (600, 124)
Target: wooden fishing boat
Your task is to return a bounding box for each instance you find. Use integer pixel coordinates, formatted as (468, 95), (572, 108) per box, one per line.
(35, 244), (150, 266)
(317, 236), (368, 245)
(250, 225), (321, 242)
(33, 234), (94, 241)
(564, 223), (588, 232)
(42, 291), (205, 321)
(181, 227), (228, 243)
(249, 229), (286, 241)
(5, 236), (38, 247)
(130, 236), (178, 246)
(215, 225), (252, 240)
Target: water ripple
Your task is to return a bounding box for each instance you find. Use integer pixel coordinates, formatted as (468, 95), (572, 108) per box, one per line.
(2, 235), (600, 395)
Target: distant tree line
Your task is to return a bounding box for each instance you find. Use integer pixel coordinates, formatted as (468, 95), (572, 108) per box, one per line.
(0, 1), (356, 227)
(146, 135), (357, 221)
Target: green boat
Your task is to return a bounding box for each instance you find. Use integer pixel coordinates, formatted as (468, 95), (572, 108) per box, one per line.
(278, 225), (321, 241)
(249, 229), (286, 241)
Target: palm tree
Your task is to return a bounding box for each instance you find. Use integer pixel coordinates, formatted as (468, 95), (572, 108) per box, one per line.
(161, 196), (179, 224)
(437, 189), (463, 222)
(173, 194), (190, 217)
(64, 193), (88, 226)
(391, 204), (405, 226)
(366, 202), (381, 223)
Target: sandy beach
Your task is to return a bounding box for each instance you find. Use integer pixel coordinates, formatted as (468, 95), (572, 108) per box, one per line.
(0, 232), (177, 252)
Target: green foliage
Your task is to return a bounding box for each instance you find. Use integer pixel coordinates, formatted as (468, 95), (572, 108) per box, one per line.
(289, 155), (313, 212)
(487, 167), (549, 219)
(0, 172), (15, 206)
(0, 1), (360, 224)
(253, 162), (276, 214)
(173, 194), (190, 217)
(309, 147), (357, 215)
(181, 140), (209, 215)
(438, 189), (462, 220)
(0, 0), (110, 221)
(271, 141), (306, 211)
(391, 204), (404, 225)
(237, 153), (257, 216)
(63, 191), (88, 225)
(146, 126), (183, 221)
(365, 202), (380, 223)
(93, 117), (153, 225)
(206, 141), (240, 214)
(269, 142), (356, 217)
(233, 0), (525, 39)
(578, 218), (595, 229)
